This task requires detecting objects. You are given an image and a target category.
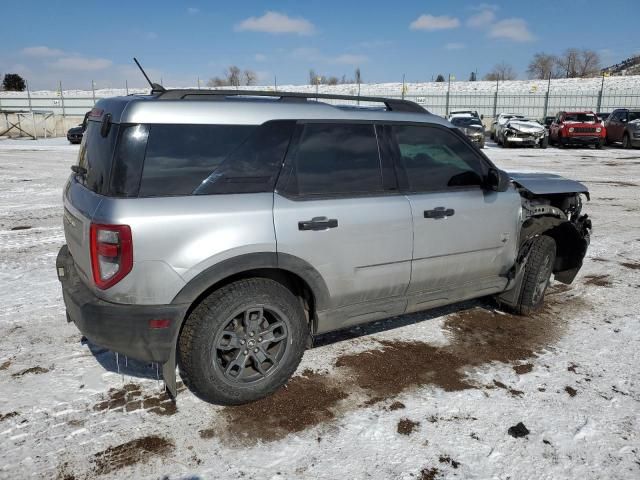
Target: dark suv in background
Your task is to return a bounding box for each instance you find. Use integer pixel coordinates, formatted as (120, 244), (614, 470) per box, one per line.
(605, 108), (640, 148)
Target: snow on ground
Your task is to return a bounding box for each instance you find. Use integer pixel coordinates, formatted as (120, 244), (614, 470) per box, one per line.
(0, 138), (639, 480)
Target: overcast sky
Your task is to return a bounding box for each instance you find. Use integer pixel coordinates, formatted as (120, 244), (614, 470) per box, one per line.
(1, 0), (637, 90)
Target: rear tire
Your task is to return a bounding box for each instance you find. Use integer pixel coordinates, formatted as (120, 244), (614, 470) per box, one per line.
(512, 236), (556, 316)
(623, 133), (632, 149)
(178, 278), (308, 405)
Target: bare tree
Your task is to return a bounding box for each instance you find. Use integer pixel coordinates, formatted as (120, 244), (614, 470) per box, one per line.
(556, 49), (580, 78)
(576, 49), (601, 77)
(243, 69), (257, 86)
(309, 69), (319, 85)
(435, 74), (445, 82)
(484, 62), (517, 81)
(327, 76), (339, 86)
(206, 76), (228, 87)
(527, 53), (559, 79)
(555, 48), (601, 78)
(355, 67), (362, 84)
(225, 65), (241, 87)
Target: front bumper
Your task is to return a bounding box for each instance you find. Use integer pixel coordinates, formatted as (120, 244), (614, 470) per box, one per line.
(56, 245), (187, 363)
(560, 135), (603, 146)
(505, 135), (545, 146)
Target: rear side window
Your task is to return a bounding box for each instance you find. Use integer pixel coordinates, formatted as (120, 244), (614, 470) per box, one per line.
(283, 123), (383, 196)
(391, 125), (487, 191)
(139, 124), (256, 197)
(77, 120), (120, 195)
(194, 121), (295, 195)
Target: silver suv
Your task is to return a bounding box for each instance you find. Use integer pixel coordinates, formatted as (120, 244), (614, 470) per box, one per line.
(56, 89), (592, 405)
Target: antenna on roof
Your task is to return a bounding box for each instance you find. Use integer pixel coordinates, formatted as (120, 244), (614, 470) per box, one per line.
(133, 57), (166, 94)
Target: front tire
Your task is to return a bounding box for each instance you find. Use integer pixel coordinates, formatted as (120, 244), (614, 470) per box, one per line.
(178, 278), (308, 405)
(513, 236), (556, 315)
(622, 133), (632, 149)
(540, 137), (548, 149)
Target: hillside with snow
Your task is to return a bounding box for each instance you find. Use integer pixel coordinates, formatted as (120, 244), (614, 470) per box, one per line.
(2, 75), (640, 99)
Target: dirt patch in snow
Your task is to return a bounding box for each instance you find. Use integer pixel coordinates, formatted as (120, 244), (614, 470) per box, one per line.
(513, 363), (533, 375)
(93, 383), (177, 416)
(388, 401), (406, 411)
(11, 366), (49, 377)
(218, 370), (348, 443)
(584, 274), (613, 287)
(438, 455), (460, 469)
(0, 360), (11, 370)
(419, 467), (440, 480)
(565, 386), (578, 397)
(491, 380), (524, 397)
(335, 301), (572, 401)
(619, 261), (640, 270)
(397, 418), (420, 435)
(0, 411), (19, 422)
(92, 435), (173, 476)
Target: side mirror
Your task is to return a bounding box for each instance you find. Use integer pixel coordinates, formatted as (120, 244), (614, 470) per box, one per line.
(621, 118), (627, 123)
(486, 168), (510, 192)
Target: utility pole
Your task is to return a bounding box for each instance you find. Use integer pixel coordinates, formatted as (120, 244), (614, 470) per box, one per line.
(401, 74), (406, 99)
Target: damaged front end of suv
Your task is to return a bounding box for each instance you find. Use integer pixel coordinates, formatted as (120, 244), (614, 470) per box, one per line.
(502, 118), (548, 148)
(498, 172), (592, 309)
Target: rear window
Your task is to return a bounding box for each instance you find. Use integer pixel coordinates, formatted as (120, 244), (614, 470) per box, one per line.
(139, 124), (256, 197)
(77, 120), (120, 195)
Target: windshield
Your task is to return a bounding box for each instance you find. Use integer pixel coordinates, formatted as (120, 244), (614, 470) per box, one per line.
(451, 117), (482, 127)
(629, 112), (640, 122)
(564, 113), (596, 122)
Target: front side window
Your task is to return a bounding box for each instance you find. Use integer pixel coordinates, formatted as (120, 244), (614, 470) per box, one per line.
(391, 125), (487, 191)
(284, 123), (383, 196)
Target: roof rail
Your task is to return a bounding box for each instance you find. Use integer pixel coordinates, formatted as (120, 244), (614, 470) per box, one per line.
(154, 89), (428, 114)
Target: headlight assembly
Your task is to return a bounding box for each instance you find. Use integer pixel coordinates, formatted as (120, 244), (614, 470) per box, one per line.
(596, 127), (602, 133)
(568, 127), (574, 133)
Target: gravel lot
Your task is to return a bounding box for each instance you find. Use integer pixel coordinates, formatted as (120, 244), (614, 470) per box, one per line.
(1, 137), (639, 480)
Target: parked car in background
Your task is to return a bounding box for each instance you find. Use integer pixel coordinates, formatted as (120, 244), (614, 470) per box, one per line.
(491, 113), (524, 141)
(549, 111), (605, 149)
(447, 110), (482, 121)
(596, 112), (611, 124)
(450, 115), (485, 148)
(605, 108), (640, 148)
(66, 125), (84, 144)
(498, 117), (548, 148)
(66, 112), (90, 144)
(542, 116), (555, 131)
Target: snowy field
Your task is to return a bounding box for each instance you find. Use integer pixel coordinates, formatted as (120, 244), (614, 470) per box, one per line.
(0, 137), (639, 480)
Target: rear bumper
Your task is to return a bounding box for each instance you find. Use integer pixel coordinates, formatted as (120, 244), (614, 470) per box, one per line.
(56, 245), (187, 363)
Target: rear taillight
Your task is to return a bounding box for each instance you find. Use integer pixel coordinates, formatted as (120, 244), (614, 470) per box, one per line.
(90, 224), (133, 289)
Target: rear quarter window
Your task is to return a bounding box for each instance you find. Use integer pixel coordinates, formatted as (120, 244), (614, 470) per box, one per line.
(77, 120), (120, 195)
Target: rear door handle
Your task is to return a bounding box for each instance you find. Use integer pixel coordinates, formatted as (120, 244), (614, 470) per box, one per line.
(424, 207), (455, 219)
(298, 216), (339, 231)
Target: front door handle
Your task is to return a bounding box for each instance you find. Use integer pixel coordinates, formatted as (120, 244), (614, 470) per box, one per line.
(298, 216), (339, 231)
(424, 207), (455, 219)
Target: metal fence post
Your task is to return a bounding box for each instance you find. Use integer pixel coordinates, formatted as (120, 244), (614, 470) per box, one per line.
(26, 80), (33, 113)
(596, 74), (605, 112)
(125, 80), (129, 96)
(543, 75), (551, 119)
(445, 74), (452, 116)
(59, 81), (66, 118)
(492, 79), (499, 118)
(91, 80), (96, 105)
(401, 74), (405, 100)
(26, 81), (37, 139)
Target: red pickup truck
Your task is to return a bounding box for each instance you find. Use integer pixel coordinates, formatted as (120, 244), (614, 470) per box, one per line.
(549, 111), (606, 149)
